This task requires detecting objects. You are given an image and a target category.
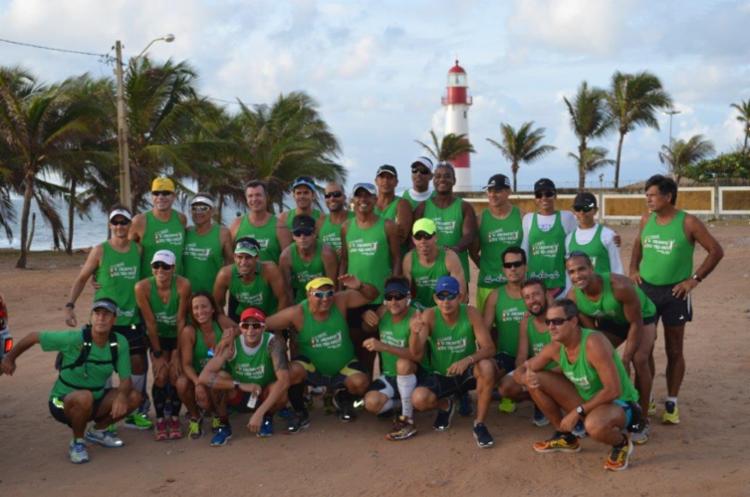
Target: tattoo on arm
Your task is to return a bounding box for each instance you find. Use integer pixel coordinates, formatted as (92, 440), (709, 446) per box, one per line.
(269, 336), (289, 371)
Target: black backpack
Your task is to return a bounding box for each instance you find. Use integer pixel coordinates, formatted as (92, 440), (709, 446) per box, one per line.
(55, 325), (119, 373)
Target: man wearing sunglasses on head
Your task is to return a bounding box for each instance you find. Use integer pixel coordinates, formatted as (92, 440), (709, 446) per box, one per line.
(263, 275), (378, 431)
(402, 156), (435, 210)
(319, 182), (352, 257)
(374, 165), (413, 246)
(403, 218), (465, 308)
(521, 178), (577, 298)
(565, 192), (623, 275)
(279, 214), (338, 303)
(130, 176), (187, 276)
(278, 176), (326, 234)
(230, 180), (291, 263)
(522, 299), (640, 472)
(409, 276), (497, 448)
(183, 193), (234, 294)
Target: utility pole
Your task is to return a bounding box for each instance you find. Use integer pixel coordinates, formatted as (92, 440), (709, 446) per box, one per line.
(115, 40), (132, 210)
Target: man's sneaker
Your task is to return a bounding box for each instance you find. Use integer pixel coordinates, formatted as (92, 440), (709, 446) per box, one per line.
(188, 418), (203, 440)
(167, 417), (182, 440)
(433, 399), (455, 432)
(69, 439), (90, 464)
(85, 428), (124, 448)
(572, 419), (587, 439)
(333, 391), (356, 422)
(648, 399), (657, 416)
(631, 419), (650, 445)
(386, 416), (417, 441)
(124, 412), (153, 430)
(154, 419), (168, 441)
(210, 425), (232, 446)
(533, 431), (581, 453)
(662, 401), (680, 424)
(473, 422), (495, 448)
(604, 436), (634, 471)
(211, 416), (222, 433)
(532, 406), (550, 427)
(258, 415), (274, 438)
(287, 410), (311, 433)
(498, 397), (517, 414)
(458, 392), (473, 417)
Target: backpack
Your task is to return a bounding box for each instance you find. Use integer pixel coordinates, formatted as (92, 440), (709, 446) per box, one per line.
(55, 325), (119, 373)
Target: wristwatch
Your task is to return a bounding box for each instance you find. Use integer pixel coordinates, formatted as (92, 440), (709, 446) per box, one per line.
(576, 405), (586, 417)
(691, 273), (702, 283)
(65, 302), (75, 309)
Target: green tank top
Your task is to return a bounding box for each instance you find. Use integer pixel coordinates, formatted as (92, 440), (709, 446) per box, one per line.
(494, 286), (526, 357)
(95, 241), (141, 327)
(375, 196), (401, 220)
(528, 212), (566, 288)
(290, 242), (326, 303)
(228, 332), (276, 387)
(319, 212), (352, 254)
(559, 329), (639, 403)
(141, 210), (185, 276)
(410, 250), (448, 308)
(298, 300), (355, 376)
(192, 321), (222, 373)
(148, 276), (179, 338)
(526, 318), (557, 371)
(284, 209), (322, 230)
(378, 307), (416, 377)
(429, 305), (476, 376)
(574, 273), (657, 325)
(478, 206), (523, 288)
(423, 198), (469, 281)
(568, 224), (610, 274)
(639, 211), (693, 285)
(236, 214), (281, 263)
(345, 216), (391, 305)
(183, 224), (224, 294)
(228, 265), (276, 319)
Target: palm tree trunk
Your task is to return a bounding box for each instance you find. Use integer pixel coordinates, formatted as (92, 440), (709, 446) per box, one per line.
(15, 174), (34, 268)
(578, 142), (586, 191)
(512, 162), (519, 192)
(744, 129), (748, 155)
(614, 131), (626, 189)
(66, 178), (77, 255)
(217, 193), (224, 223)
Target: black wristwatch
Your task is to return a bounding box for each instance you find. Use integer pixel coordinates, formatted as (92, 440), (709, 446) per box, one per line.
(152, 350), (164, 359)
(576, 405), (586, 417)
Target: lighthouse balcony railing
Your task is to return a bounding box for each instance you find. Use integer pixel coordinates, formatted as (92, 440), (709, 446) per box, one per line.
(441, 95), (473, 105)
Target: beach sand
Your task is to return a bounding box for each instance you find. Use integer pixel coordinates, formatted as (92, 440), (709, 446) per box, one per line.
(0, 224), (749, 497)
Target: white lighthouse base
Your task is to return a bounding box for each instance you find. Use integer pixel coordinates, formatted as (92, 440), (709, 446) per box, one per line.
(454, 167), (472, 192)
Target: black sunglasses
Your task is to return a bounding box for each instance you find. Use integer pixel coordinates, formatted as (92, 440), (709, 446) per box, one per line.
(151, 261), (173, 270)
(239, 322), (264, 330)
(535, 190), (555, 199)
(413, 232), (434, 241)
(152, 190), (173, 197)
(573, 205), (594, 213)
(436, 292), (458, 301)
(411, 167), (431, 175)
(110, 219), (130, 226)
(545, 316), (572, 326)
(192, 204), (211, 213)
(384, 293), (408, 301)
(292, 228), (314, 237)
(312, 289), (335, 299)
(503, 260), (525, 269)
(324, 191), (343, 199)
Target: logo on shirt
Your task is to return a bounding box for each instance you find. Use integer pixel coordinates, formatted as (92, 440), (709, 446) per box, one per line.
(380, 331), (405, 348)
(184, 244), (211, 261)
(348, 239), (378, 257)
(563, 371), (591, 390)
(435, 336), (467, 353)
(531, 240), (559, 258)
(108, 261), (137, 280)
(236, 292), (264, 306)
(501, 307), (525, 323)
(154, 229), (183, 246)
(434, 219), (456, 234)
(310, 331), (343, 350)
(234, 363), (265, 380)
(643, 235), (675, 256)
(487, 228), (520, 244)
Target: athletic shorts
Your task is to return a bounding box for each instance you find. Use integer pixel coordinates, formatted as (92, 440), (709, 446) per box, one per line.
(293, 355), (366, 389)
(640, 280), (692, 327)
(226, 386), (271, 412)
(158, 336), (178, 352)
(368, 368), (430, 399)
(494, 352), (516, 374)
(614, 399), (642, 431)
(49, 389), (111, 427)
(113, 324), (147, 354)
(422, 367), (476, 399)
(595, 316), (657, 341)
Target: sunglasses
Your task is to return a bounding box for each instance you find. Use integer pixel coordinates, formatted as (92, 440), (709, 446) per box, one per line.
(503, 260), (525, 269)
(312, 289), (335, 299)
(535, 190), (555, 199)
(110, 219), (130, 226)
(152, 190), (173, 197)
(413, 232), (434, 241)
(239, 322), (264, 330)
(573, 205), (594, 213)
(436, 292), (458, 301)
(192, 204), (211, 213)
(384, 293), (408, 301)
(151, 261), (173, 270)
(324, 191), (343, 199)
(411, 167), (431, 175)
(292, 229), (314, 237)
(545, 316), (572, 326)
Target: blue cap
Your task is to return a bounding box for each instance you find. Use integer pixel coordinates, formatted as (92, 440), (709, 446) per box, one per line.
(434, 276), (460, 296)
(384, 279), (410, 295)
(292, 176), (317, 192)
(352, 182), (376, 196)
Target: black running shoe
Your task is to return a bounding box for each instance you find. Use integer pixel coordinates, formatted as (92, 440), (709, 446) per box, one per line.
(433, 399), (455, 431)
(473, 422), (495, 448)
(287, 410), (311, 433)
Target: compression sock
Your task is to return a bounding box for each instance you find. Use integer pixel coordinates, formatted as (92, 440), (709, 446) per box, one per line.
(289, 383), (307, 413)
(152, 385), (167, 419)
(396, 374), (417, 419)
(167, 384), (182, 417)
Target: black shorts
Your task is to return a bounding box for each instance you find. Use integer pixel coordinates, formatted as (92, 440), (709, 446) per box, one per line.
(49, 389), (111, 427)
(113, 324), (147, 355)
(595, 316), (657, 341)
(367, 368), (430, 399)
(640, 280), (693, 327)
(422, 367), (476, 399)
(158, 336), (178, 352)
(293, 355), (367, 389)
(494, 353), (516, 374)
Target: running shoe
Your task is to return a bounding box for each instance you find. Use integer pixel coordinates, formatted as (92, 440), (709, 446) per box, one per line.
(458, 392), (473, 417)
(168, 417), (182, 440)
(69, 439), (90, 464)
(124, 412), (153, 430)
(662, 401), (680, 424)
(258, 415), (274, 438)
(278, 407), (294, 419)
(532, 405), (550, 427)
(473, 422), (495, 448)
(386, 416), (417, 441)
(533, 431), (581, 453)
(498, 397), (517, 414)
(211, 416), (222, 433)
(188, 418), (203, 440)
(648, 399), (657, 417)
(210, 425), (232, 446)
(333, 390), (356, 422)
(604, 436), (634, 471)
(572, 419), (587, 439)
(85, 428), (124, 448)
(287, 410), (311, 433)
(631, 419), (650, 445)
(433, 399), (455, 432)
(154, 419), (168, 441)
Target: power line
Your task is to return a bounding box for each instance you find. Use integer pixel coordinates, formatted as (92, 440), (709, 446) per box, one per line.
(0, 36), (113, 62)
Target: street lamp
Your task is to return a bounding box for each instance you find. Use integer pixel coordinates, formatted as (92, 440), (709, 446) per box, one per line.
(114, 34), (175, 209)
(665, 108), (681, 145)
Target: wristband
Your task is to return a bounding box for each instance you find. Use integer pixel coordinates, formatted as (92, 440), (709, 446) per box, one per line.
(576, 404), (586, 417)
(65, 302), (75, 309)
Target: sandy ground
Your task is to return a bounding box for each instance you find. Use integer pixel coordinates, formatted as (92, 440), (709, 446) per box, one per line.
(1, 223), (749, 497)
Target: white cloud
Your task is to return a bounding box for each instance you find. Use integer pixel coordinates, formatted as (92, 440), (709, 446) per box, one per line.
(337, 35), (378, 78)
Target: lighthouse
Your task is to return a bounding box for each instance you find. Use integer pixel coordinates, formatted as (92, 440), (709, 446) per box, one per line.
(442, 60), (473, 191)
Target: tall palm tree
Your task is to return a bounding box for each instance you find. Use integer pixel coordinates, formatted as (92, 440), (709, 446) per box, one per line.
(568, 147), (615, 188)
(607, 71), (672, 188)
(658, 134), (715, 183)
(564, 81), (613, 191)
(486, 121), (555, 191)
(730, 99), (750, 154)
(415, 130), (475, 163)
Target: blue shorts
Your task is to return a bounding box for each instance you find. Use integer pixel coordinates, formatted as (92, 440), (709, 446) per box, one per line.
(614, 399), (642, 430)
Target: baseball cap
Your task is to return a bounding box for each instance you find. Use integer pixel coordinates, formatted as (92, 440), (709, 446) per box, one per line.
(305, 277), (335, 291)
(108, 208), (132, 222)
(292, 214), (316, 234)
(151, 177), (175, 192)
(434, 276), (460, 296)
(376, 164), (398, 178)
(573, 192), (597, 209)
(384, 279), (410, 296)
(292, 176), (317, 192)
(151, 249), (176, 267)
(352, 182), (376, 196)
(240, 307), (266, 323)
(92, 298), (118, 315)
(190, 194), (214, 208)
(234, 237), (261, 256)
(411, 156), (434, 172)
(533, 178), (556, 193)
(412, 218), (437, 236)
(485, 174), (511, 190)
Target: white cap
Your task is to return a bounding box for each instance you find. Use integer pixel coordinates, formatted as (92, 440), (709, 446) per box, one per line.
(411, 156), (434, 171)
(190, 194), (214, 208)
(108, 208), (132, 221)
(151, 249), (176, 266)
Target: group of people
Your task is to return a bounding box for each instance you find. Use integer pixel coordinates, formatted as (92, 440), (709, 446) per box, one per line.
(0, 157), (724, 473)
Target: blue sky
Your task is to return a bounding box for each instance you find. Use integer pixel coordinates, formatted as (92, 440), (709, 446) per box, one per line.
(1, 0), (748, 191)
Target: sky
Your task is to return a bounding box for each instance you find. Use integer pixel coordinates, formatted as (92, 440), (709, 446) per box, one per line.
(1, 0), (749, 191)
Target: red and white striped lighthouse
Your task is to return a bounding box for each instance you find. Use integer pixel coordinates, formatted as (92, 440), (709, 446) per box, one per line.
(442, 60), (473, 191)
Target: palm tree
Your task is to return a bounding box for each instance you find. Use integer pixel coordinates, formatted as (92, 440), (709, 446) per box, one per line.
(730, 99), (750, 154)
(607, 71), (672, 188)
(564, 81), (613, 191)
(568, 147), (615, 188)
(415, 130), (475, 163)
(486, 121), (555, 191)
(658, 134), (715, 183)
